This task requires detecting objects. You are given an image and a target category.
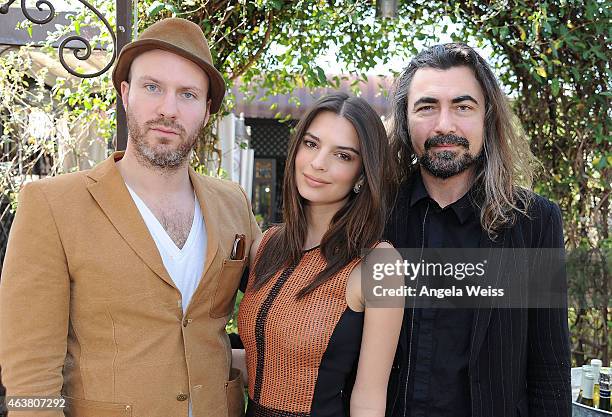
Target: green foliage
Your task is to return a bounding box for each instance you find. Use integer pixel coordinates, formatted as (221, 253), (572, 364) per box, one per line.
(0, 45), (114, 193)
(136, 1), (432, 113)
(226, 290), (243, 334)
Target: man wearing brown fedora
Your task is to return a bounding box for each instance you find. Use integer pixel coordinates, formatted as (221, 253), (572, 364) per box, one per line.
(0, 18), (259, 417)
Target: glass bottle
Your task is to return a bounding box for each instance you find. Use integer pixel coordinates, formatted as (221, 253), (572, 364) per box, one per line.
(599, 368), (611, 411)
(591, 359), (602, 408)
(579, 371), (595, 407)
(576, 364), (593, 403)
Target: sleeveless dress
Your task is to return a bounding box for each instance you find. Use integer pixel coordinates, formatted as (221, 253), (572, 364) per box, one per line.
(237, 229), (365, 417)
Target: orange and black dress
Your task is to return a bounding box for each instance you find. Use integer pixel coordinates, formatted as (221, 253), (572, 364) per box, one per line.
(237, 229), (364, 417)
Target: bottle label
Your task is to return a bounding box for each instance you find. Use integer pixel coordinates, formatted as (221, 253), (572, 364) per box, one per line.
(601, 388), (611, 399)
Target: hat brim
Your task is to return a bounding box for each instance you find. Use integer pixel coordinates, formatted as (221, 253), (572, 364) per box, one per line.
(112, 39), (226, 114)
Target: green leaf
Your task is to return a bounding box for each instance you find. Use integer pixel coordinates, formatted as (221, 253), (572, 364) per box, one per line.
(536, 66), (547, 78)
(270, 0), (284, 10)
(74, 20), (81, 35)
(165, 3), (178, 16)
(147, 2), (165, 17)
(551, 78), (560, 96)
(315, 66), (327, 84)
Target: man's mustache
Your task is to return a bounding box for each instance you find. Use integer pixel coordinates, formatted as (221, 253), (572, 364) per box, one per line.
(424, 134), (470, 150)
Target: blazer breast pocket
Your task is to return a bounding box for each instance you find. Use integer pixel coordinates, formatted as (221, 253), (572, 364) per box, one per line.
(210, 258), (246, 318)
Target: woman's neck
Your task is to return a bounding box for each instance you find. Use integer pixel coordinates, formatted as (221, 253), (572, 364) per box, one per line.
(303, 199), (347, 249)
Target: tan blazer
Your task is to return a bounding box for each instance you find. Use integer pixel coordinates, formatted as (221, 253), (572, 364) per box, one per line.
(0, 152), (261, 417)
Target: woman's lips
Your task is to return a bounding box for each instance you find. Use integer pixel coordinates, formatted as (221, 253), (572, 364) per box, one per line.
(303, 173), (330, 187)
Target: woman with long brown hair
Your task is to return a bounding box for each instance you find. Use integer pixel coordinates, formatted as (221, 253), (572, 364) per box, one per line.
(235, 92), (403, 417)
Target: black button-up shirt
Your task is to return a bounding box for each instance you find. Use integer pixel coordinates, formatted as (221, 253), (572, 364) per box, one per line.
(402, 173), (481, 417)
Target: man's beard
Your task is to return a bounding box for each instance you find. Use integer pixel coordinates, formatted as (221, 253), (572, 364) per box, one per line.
(127, 110), (206, 172)
(418, 134), (483, 179)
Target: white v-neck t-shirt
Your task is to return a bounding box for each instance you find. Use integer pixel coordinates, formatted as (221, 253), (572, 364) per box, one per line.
(126, 185), (207, 313)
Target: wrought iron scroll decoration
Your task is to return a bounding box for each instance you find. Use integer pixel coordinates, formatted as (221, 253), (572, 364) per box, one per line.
(0, 0), (117, 78)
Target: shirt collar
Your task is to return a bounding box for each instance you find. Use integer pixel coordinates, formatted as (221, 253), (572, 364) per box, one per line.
(409, 171), (430, 208)
(409, 171), (478, 225)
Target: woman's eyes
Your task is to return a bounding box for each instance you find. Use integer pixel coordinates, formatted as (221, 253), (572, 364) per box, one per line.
(303, 139), (317, 148)
(336, 152), (352, 161)
(302, 138), (353, 161)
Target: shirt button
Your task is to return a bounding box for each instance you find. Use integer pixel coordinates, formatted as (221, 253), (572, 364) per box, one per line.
(176, 393), (188, 401)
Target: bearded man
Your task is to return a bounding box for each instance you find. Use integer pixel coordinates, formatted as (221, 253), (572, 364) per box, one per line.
(0, 18), (260, 417)
(384, 43), (571, 417)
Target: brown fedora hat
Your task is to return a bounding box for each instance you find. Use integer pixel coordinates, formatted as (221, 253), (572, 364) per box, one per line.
(112, 18), (225, 114)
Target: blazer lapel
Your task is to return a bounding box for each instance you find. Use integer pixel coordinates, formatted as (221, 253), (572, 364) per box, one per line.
(86, 152), (176, 289)
(469, 228), (508, 367)
(187, 167), (220, 306)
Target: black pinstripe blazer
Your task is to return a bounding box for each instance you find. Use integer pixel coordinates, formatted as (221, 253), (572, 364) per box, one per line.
(384, 178), (572, 417)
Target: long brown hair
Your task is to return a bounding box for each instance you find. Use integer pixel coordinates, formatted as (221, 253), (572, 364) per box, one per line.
(388, 43), (537, 237)
(253, 92), (395, 298)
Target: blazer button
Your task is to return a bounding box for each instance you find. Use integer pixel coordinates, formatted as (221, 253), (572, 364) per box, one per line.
(176, 393), (188, 401)
(182, 318), (192, 327)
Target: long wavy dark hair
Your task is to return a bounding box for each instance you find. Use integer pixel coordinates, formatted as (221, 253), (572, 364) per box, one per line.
(253, 92), (395, 298)
(388, 43), (537, 236)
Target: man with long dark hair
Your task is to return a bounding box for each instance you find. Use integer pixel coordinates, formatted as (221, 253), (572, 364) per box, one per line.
(384, 43), (571, 417)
